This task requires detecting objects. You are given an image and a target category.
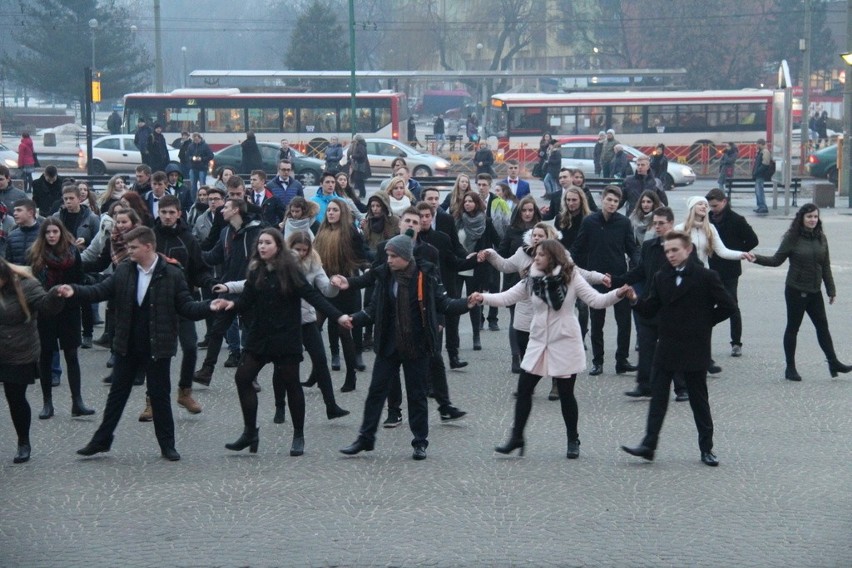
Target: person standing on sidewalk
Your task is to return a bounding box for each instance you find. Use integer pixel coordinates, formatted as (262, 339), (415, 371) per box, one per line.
(59, 226), (230, 461)
(751, 139), (771, 215)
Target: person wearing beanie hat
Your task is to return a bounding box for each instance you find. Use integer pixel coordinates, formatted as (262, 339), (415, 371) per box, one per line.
(339, 213), (474, 461)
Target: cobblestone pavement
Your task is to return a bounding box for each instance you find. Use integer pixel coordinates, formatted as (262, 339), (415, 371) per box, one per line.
(2, 182), (852, 567)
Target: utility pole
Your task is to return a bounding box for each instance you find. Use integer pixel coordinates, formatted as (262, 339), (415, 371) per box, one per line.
(844, 0), (852, 203)
(348, 0), (356, 138)
(154, 0), (164, 92)
(800, 0), (811, 174)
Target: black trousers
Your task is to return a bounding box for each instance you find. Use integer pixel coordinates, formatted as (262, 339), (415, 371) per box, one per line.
(721, 277), (742, 346)
(91, 353), (175, 451)
(443, 273), (461, 357)
(635, 320), (687, 395)
(513, 373), (579, 441)
(275, 323), (339, 412)
(783, 286), (837, 365)
(458, 274), (483, 343)
(389, 330), (453, 413)
(642, 368), (713, 454)
(202, 307), (239, 370)
(236, 351), (302, 432)
(358, 354), (429, 448)
(4, 383), (30, 444)
(590, 284), (632, 366)
(39, 348), (81, 403)
(177, 318), (197, 389)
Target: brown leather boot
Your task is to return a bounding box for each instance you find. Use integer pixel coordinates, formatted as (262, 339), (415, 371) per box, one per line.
(138, 397), (153, 422)
(177, 387), (202, 414)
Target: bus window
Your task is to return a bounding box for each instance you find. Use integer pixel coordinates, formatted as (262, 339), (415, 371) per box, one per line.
(207, 108), (245, 133)
(577, 106), (604, 134)
(247, 108), (279, 132)
(611, 106), (643, 134)
(676, 105), (707, 129)
(738, 104), (765, 129)
(340, 106), (374, 133)
(162, 107), (202, 133)
(650, 105), (676, 133)
(300, 108), (338, 133)
(547, 106), (577, 135)
(509, 108), (546, 135)
(708, 104), (737, 128)
(356, 108), (373, 132)
(374, 106), (391, 131)
(282, 108), (297, 133)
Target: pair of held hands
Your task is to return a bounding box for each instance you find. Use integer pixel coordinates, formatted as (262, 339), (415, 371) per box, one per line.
(53, 285), (356, 330)
(466, 283), (635, 306)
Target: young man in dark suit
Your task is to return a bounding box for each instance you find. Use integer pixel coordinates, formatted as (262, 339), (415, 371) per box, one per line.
(502, 160), (530, 199)
(621, 230), (736, 466)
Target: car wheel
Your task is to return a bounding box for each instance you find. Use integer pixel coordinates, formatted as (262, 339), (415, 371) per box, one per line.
(663, 173), (675, 191)
(299, 169), (319, 186)
(827, 167), (838, 186)
(91, 160), (107, 175)
(412, 165), (431, 177)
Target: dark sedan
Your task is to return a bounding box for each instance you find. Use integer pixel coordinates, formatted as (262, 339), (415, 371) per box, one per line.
(211, 142), (325, 186)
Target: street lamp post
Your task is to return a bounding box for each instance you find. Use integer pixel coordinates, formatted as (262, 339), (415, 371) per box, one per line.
(181, 46), (187, 88)
(88, 18), (98, 71)
(843, 0), (852, 205)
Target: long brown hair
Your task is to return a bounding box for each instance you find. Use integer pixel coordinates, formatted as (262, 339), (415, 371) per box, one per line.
(314, 199), (360, 275)
(248, 228), (301, 295)
(559, 186), (590, 232)
(449, 174), (472, 219)
(120, 191), (152, 225)
(28, 218), (75, 275)
(535, 239), (575, 284)
(0, 257), (34, 322)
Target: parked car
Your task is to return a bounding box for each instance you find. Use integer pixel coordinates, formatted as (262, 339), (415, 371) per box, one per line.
(558, 136), (696, 187)
(77, 134), (180, 174)
(341, 138), (451, 177)
(0, 143), (19, 169)
(806, 144), (837, 186)
(210, 142), (324, 186)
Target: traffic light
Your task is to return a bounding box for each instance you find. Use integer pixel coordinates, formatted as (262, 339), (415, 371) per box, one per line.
(92, 71), (101, 103)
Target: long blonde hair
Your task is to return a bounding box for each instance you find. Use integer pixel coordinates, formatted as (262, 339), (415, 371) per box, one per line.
(683, 202), (715, 257)
(559, 186), (590, 232)
(449, 174), (472, 219)
(385, 176), (415, 201)
(314, 199), (361, 275)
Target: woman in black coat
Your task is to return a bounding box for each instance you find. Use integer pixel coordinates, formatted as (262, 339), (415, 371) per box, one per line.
(0, 258), (64, 463)
(222, 229), (351, 457)
(455, 191), (499, 351)
(241, 131), (264, 174)
(28, 219), (95, 420)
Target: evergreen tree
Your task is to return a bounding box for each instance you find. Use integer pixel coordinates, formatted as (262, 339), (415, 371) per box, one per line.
(3, 0), (151, 101)
(284, 0), (348, 91)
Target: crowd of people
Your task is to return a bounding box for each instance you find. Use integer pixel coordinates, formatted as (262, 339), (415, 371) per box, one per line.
(0, 143), (849, 467)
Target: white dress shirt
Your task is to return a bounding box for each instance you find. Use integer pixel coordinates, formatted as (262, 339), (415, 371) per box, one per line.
(137, 256), (159, 305)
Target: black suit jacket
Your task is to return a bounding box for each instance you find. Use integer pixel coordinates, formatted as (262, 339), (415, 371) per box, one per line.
(633, 262), (735, 372)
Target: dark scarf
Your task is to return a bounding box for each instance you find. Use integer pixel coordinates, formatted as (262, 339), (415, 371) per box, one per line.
(393, 262), (419, 358)
(369, 215), (387, 237)
(530, 268), (568, 311)
(110, 226), (130, 265)
(43, 248), (76, 288)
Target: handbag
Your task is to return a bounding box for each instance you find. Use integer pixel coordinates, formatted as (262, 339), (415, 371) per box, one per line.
(531, 162), (543, 179)
(32, 152), (40, 168)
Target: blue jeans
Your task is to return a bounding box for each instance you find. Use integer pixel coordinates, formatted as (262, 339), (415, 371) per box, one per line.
(754, 178), (768, 212)
(189, 169), (207, 199)
(543, 173), (558, 196)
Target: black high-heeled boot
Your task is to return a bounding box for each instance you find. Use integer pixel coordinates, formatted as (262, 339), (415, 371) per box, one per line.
(290, 430), (305, 456)
(828, 359), (852, 378)
(301, 371), (318, 388)
(472, 328), (482, 351)
(273, 406), (286, 424)
(13, 441), (31, 464)
(495, 436), (525, 456)
(225, 428), (259, 453)
(341, 370), (356, 392)
(39, 396), (54, 420)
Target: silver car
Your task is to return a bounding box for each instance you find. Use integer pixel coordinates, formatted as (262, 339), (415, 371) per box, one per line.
(0, 143), (18, 169)
(560, 139), (696, 187)
(77, 134), (180, 174)
(343, 138), (451, 177)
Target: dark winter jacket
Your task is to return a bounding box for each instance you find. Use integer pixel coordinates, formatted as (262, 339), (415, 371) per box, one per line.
(5, 221), (41, 265)
(187, 139), (214, 172)
(353, 260), (469, 358)
(324, 142), (344, 172)
(154, 217), (216, 290)
(570, 210), (638, 275)
(31, 174), (64, 214)
(265, 176), (304, 209)
(146, 131), (170, 171)
(235, 268), (343, 359)
(621, 173), (667, 213)
(708, 206), (758, 279)
(71, 254), (211, 358)
(1, 277), (64, 366)
(755, 229), (834, 296)
(202, 219), (264, 284)
(164, 163), (193, 212)
(56, 205), (100, 247)
(610, 151), (633, 179)
(241, 137), (263, 174)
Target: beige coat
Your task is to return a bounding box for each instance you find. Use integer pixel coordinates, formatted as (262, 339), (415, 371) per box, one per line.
(482, 265), (622, 377)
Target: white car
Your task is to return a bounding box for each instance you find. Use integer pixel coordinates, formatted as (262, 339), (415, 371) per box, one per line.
(77, 134), (180, 175)
(559, 138), (696, 187)
(342, 138), (450, 177)
(0, 143), (19, 169)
